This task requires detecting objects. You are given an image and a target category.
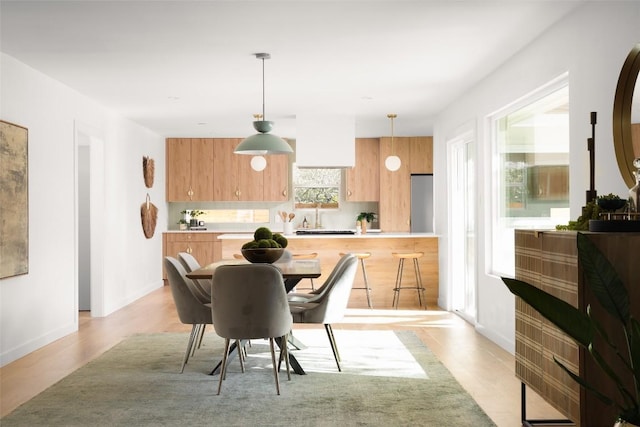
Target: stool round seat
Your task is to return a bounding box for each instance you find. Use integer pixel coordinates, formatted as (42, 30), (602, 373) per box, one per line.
(392, 252), (423, 259)
(339, 252), (371, 260)
(391, 252), (426, 309)
(339, 252), (373, 308)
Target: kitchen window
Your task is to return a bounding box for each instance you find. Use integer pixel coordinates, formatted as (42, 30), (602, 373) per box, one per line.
(490, 77), (570, 277)
(292, 165), (340, 209)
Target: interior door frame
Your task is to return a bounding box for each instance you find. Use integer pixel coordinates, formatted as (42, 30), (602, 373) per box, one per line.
(74, 121), (106, 317)
(446, 127), (477, 324)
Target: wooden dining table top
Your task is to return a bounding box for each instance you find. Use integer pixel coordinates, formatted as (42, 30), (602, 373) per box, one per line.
(185, 258), (322, 281)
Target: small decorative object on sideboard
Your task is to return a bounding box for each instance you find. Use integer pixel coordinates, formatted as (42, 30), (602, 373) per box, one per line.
(588, 193), (640, 232)
(241, 227), (288, 263)
(596, 193), (627, 213)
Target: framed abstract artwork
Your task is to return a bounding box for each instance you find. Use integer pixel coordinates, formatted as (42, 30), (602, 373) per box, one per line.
(0, 120), (29, 279)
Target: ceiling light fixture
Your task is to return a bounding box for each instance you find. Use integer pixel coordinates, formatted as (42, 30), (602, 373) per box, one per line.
(235, 53), (292, 156)
(384, 114), (401, 171)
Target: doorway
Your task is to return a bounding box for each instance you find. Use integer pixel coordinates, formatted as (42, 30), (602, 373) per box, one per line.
(75, 122), (105, 317)
(448, 131), (476, 323)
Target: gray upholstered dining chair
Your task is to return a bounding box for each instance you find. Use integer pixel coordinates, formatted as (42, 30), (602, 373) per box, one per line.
(289, 253), (358, 372)
(164, 256), (213, 373)
(211, 263), (293, 395)
(177, 252), (211, 303)
(287, 253), (356, 303)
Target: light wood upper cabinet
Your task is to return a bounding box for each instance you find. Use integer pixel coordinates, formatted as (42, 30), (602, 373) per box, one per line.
(263, 154), (290, 202)
(166, 138), (214, 201)
(379, 137), (411, 232)
(166, 137), (290, 202)
(409, 136), (433, 174)
(345, 138), (380, 202)
(213, 138), (264, 201)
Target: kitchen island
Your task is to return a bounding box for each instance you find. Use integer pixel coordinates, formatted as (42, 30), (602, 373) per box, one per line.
(218, 232), (439, 309)
(163, 230), (438, 309)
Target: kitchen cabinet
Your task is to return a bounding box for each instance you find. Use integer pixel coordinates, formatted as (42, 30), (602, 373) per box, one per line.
(409, 136), (433, 174)
(263, 153), (290, 201)
(212, 138), (290, 201)
(379, 137), (411, 232)
(165, 138), (214, 201)
(213, 138), (264, 201)
(162, 232), (221, 280)
(345, 138), (380, 202)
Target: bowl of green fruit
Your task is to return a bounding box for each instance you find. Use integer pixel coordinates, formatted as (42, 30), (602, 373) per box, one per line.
(241, 227), (288, 263)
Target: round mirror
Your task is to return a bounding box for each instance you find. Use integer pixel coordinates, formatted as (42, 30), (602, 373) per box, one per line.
(613, 43), (640, 188)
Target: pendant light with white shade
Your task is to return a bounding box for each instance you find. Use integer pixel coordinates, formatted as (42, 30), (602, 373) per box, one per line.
(235, 53), (293, 160)
(385, 114), (401, 171)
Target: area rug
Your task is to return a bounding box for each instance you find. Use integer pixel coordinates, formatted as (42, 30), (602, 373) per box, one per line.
(1, 329), (496, 426)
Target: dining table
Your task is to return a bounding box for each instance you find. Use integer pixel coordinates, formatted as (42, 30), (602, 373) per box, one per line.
(185, 258), (322, 375)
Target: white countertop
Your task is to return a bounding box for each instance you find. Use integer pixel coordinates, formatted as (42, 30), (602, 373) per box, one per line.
(216, 232), (437, 239)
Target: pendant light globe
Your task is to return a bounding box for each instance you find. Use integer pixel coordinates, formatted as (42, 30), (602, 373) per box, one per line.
(385, 113), (401, 172)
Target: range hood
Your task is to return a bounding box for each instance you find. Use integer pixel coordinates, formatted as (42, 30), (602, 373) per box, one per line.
(295, 114), (355, 168)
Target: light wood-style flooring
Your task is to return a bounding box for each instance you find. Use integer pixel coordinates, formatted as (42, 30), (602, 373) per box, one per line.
(0, 286), (564, 426)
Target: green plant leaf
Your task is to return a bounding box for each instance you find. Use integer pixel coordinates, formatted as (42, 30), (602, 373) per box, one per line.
(577, 232), (630, 324)
(554, 355), (615, 407)
(589, 343), (637, 410)
(630, 318), (640, 404)
(502, 277), (593, 347)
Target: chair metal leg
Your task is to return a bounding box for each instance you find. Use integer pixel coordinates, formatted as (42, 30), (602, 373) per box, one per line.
(217, 338), (231, 395)
(269, 338), (281, 395)
(180, 324), (199, 373)
(236, 339), (245, 373)
(324, 324), (342, 372)
(196, 324), (206, 350)
(282, 333), (291, 381)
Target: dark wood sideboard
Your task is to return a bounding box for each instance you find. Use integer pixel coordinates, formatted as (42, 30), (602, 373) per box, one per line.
(514, 230), (640, 426)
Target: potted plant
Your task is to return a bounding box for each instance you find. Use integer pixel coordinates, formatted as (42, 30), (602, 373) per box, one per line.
(502, 232), (640, 426)
(180, 209), (204, 227)
(356, 212), (376, 234)
(177, 219), (188, 231)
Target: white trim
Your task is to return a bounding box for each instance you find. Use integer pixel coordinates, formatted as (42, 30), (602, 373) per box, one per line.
(74, 121), (106, 317)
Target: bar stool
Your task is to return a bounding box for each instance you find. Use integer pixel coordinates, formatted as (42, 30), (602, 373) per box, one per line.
(291, 252), (319, 290)
(391, 252), (426, 309)
(339, 252), (373, 308)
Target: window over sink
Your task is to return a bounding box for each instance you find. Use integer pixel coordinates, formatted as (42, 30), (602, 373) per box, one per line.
(292, 165), (340, 210)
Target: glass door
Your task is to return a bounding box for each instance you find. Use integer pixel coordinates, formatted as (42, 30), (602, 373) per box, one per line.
(448, 132), (476, 322)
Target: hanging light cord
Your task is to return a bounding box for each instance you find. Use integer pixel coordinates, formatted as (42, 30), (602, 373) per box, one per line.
(261, 56), (266, 121)
(388, 113), (397, 153)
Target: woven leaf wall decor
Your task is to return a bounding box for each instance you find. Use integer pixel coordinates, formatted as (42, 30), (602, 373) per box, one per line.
(143, 156), (155, 188)
(141, 194), (158, 239)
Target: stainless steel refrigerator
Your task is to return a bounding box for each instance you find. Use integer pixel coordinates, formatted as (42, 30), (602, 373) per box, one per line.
(410, 174), (434, 233)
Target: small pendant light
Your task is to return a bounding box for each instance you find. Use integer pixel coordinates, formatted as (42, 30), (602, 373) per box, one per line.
(385, 113), (401, 171)
(235, 53), (293, 155)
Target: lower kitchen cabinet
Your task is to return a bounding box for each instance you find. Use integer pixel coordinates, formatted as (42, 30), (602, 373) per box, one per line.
(162, 232), (221, 280)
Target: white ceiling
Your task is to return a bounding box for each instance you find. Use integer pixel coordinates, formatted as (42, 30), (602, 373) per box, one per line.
(0, 0), (582, 138)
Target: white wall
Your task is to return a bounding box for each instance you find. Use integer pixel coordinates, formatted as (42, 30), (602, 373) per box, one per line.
(434, 2), (640, 352)
(0, 53), (166, 366)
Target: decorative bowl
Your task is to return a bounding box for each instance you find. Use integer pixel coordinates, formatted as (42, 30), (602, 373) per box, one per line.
(597, 197), (627, 212)
(241, 248), (284, 264)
